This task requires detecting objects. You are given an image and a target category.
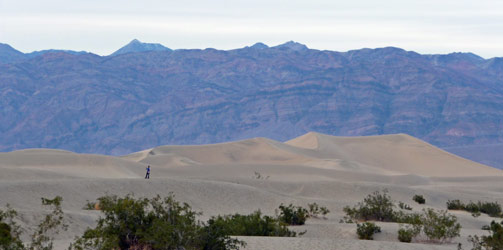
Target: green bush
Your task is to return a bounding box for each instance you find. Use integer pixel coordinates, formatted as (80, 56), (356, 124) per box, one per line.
(479, 202), (502, 217)
(447, 200), (465, 210)
(343, 190), (395, 222)
(446, 200), (502, 218)
(421, 208), (461, 243)
(207, 211), (296, 237)
(398, 224), (420, 243)
(394, 211), (422, 225)
(465, 202), (480, 214)
(356, 222), (381, 240)
(413, 195), (425, 204)
(69, 194), (244, 250)
(469, 220), (503, 250)
(307, 203), (330, 219)
(277, 204), (308, 225)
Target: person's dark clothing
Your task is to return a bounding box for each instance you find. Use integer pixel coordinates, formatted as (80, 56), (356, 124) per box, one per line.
(145, 166), (150, 179)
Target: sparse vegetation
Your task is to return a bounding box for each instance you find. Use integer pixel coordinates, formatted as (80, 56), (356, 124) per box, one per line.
(277, 204), (309, 225)
(468, 220), (503, 250)
(447, 200), (502, 218)
(413, 195), (426, 204)
(447, 200), (465, 210)
(307, 203), (330, 219)
(356, 222), (381, 240)
(69, 194), (245, 250)
(398, 224), (420, 243)
(207, 211), (297, 237)
(344, 190), (461, 244)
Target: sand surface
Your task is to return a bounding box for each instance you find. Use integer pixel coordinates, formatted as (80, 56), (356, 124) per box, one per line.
(0, 132), (502, 249)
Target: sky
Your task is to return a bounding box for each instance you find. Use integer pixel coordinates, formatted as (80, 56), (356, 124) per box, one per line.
(1, 0), (503, 58)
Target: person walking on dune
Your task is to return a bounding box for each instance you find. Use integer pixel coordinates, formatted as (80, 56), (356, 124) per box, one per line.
(145, 165), (150, 179)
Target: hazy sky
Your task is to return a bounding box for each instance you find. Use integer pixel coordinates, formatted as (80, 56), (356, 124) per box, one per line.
(1, 0), (503, 58)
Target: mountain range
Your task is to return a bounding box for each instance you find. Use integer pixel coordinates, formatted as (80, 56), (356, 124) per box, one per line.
(1, 39), (503, 169)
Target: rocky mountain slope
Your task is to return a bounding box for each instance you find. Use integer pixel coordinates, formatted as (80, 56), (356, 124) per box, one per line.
(1, 40), (502, 168)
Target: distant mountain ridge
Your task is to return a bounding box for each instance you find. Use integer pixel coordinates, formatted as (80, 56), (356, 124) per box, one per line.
(1, 40), (503, 169)
(0, 43), (88, 64)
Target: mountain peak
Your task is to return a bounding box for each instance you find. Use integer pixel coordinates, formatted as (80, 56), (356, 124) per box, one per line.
(0, 43), (26, 64)
(274, 41), (308, 51)
(110, 39), (171, 56)
(250, 42), (269, 49)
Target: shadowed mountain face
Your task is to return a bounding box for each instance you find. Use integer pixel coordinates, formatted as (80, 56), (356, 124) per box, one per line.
(1, 41), (503, 168)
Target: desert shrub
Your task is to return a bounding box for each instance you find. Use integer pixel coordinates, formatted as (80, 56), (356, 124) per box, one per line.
(69, 194), (244, 250)
(0, 205), (23, 250)
(307, 203), (330, 219)
(207, 210), (296, 237)
(421, 208), (461, 243)
(398, 224), (420, 243)
(478, 202), (502, 218)
(447, 200), (465, 210)
(469, 220), (503, 250)
(399, 201), (412, 210)
(413, 195), (426, 204)
(356, 222), (381, 240)
(277, 204), (308, 225)
(343, 190), (395, 222)
(447, 200), (502, 218)
(394, 211), (422, 225)
(465, 202), (480, 214)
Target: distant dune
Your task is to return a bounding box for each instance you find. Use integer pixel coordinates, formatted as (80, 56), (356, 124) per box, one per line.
(0, 132), (502, 249)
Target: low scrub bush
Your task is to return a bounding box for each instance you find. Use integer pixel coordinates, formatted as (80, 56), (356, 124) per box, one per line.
(207, 211), (297, 237)
(69, 194), (244, 250)
(395, 211), (422, 225)
(479, 202), (502, 218)
(398, 224), (420, 243)
(277, 204), (308, 225)
(446, 200), (502, 218)
(422, 208), (461, 243)
(413, 195), (426, 204)
(356, 222), (381, 240)
(469, 220), (503, 250)
(447, 200), (464, 210)
(343, 190), (395, 222)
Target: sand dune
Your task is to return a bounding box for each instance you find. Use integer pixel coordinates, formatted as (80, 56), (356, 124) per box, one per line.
(1, 132), (502, 250)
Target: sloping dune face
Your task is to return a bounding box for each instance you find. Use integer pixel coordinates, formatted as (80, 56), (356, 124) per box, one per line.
(285, 132), (501, 177)
(0, 149), (144, 180)
(132, 137), (313, 167)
